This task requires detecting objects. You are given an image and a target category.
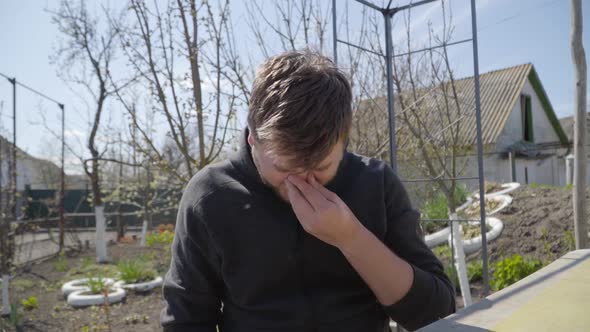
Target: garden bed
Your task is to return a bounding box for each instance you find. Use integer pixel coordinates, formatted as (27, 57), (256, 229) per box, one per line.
(0, 241), (171, 332)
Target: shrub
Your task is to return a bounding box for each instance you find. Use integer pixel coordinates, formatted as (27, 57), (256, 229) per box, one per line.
(491, 254), (542, 291)
(146, 229), (174, 246)
(467, 261), (483, 282)
(21, 296), (38, 311)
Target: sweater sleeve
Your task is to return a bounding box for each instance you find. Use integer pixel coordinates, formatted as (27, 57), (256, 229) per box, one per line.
(160, 181), (223, 332)
(380, 166), (456, 331)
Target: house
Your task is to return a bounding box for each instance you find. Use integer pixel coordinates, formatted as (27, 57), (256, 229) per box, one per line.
(356, 63), (571, 197)
(0, 135), (89, 218)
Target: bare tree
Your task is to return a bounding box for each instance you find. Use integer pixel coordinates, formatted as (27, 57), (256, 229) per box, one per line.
(114, 0), (243, 185)
(50, 0), (126, 262)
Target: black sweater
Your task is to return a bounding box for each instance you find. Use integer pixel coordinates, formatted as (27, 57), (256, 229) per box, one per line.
(160, 131), (455, 332)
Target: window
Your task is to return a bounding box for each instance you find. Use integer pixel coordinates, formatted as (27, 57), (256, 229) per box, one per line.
(521, 94), (534, 142)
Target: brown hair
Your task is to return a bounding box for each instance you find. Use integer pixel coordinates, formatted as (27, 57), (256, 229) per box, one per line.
(248, 50), (352, 169)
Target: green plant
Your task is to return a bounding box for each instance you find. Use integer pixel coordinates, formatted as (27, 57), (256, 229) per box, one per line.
(117, 260), (156, 284)
(491, 254), (542, 291)
(81, 256), (93, 269)
(444, 263), (460, 290)
(564, 230), (575, 251)
(21, 296), (38, 311)
(53, 252), (69, 272)
(421, 184), (469, 234)
(86, 275), (109, 295)
(433, 244), (452, 262)
(9, 303), (22, 329)
(467, 261), (483, 282)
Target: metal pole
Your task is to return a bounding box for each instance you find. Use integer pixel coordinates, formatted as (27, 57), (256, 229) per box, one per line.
(59, 104), (65, 251)
(384, 11), (397, 171)
(332, 0), (338, 64)
(470, 0), (489, 296)
(9, 78), (16, 222)
(509, 151), (516, 182)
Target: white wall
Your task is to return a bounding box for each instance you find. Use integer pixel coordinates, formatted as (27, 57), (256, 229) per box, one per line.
(496, 78), (560, 151)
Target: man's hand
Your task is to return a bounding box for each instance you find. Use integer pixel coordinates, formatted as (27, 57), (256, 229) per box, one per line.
(285, 174), (362, 249)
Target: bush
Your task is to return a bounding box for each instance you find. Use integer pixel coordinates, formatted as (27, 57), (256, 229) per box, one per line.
(467, 261), (483, 282)
(421, 184), (469, 233)
(146, 229), (174, 246)
(117, 260), (156, 284)
(21, 296), (38, 311)
(491, 254), (542, 291)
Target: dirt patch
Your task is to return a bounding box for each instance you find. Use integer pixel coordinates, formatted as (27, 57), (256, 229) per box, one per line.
(467, 184), (587, 266)
(1, 242), (169, 332)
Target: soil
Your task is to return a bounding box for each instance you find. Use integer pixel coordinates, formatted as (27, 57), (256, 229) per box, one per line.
(1, 241), (168, 332)
(468, 184), (586, 266)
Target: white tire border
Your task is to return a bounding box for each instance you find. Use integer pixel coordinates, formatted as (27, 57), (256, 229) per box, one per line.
(424, 197), (473, 248)
(61, 278), (115, 297)
(462, 194), (512, 217)
(67, 287), (126, 307)
(472, 182), (521, 199)
(113, 276), (163, 292)
(448, 217), (504, 255)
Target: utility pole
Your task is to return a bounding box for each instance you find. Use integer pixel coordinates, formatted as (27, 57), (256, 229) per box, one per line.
(571, 0), (588, 249)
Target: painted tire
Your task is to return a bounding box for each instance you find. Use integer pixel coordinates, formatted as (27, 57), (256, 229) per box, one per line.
(425, 227), (451, 248)
(448, 217), (504, 255)
(424, 197), (472, 248)
(61, 278), (115, 297)
(113, 276), (163, 292)
(67, 287), (126, 307)
(462, 194), (512, 217)
(472, 182), (521, 199)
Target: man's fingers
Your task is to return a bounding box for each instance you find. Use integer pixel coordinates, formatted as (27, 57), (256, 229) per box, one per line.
(287, 176), (328, 210)
(285, 179), (314, 216)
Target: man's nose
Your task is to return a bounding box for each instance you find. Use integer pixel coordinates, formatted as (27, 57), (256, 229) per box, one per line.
(290, 170), (310, 181)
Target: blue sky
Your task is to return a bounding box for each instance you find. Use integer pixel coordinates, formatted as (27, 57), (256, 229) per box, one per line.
(0, 0), (588, 173)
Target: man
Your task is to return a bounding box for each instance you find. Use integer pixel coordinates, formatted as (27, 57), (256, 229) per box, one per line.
(161, 50), (455, 332)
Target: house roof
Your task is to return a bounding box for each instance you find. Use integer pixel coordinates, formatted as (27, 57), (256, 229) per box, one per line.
(359, 63), (568, 149)
(558, 113), (590, 143)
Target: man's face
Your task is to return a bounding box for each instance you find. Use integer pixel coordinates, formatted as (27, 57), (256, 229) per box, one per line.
(249, 133), (345, 202)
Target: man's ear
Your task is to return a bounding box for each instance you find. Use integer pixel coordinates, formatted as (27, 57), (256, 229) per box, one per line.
(247, 133), (254, 146)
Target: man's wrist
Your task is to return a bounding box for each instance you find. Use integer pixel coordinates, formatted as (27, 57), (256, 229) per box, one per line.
(337, 222), (370, 255)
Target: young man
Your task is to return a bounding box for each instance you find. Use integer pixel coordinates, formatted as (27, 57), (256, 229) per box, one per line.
(161, 50), (455, 332)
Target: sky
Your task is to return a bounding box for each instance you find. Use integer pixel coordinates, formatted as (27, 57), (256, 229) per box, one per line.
(0, 0), (589, 174)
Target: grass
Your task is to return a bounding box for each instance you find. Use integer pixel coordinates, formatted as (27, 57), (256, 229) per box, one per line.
(11, 278), (35, 292)
(66, 262), (119, 280)
(53, 253), (69, 272)
(85, 275), (110, 295)
(117, 260), (157, 284)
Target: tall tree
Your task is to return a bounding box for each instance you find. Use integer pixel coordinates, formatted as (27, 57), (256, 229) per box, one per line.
(50, 0), (125, 262)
